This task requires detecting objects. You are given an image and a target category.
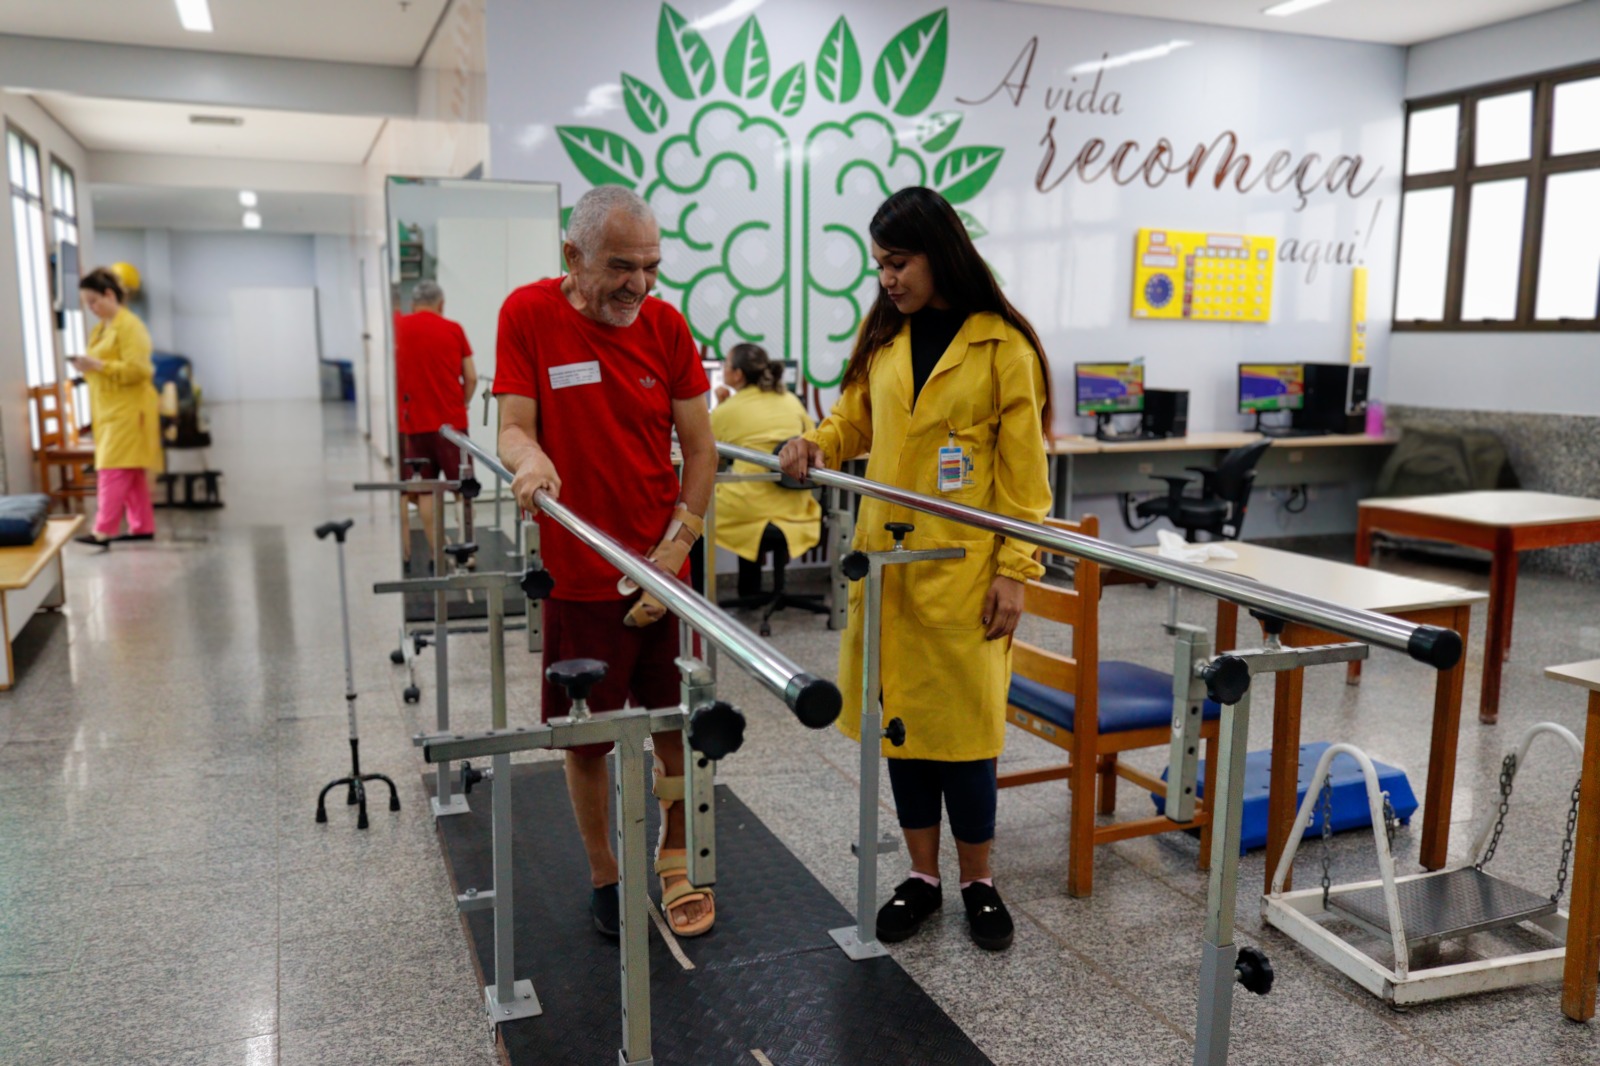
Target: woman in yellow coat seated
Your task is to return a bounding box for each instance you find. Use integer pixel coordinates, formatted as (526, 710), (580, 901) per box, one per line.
(709, 344), (822, 603)
(780, 187), (1052, 953)
(72, 267), (162, 549)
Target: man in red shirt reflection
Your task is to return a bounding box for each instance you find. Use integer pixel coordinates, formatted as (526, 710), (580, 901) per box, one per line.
(395, 280), (477, 562)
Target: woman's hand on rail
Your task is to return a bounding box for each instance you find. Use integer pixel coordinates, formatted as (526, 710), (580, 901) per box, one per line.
(511, 448), (562, 513)
(981, 575), (1024, 641)
(778, 437), (826, 482)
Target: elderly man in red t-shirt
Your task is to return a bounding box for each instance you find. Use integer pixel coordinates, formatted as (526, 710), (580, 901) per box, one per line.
(395, 279), (477, 562)
(495, 186), (718, 939)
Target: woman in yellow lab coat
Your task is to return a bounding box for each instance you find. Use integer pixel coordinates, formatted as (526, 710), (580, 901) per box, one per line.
(780, 187), (1052, 953)
(72, 267), (162, 549)
(709, 344), (821, 600)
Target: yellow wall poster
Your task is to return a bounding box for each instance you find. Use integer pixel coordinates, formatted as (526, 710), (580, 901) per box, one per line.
(1131, 228), (1276, 323)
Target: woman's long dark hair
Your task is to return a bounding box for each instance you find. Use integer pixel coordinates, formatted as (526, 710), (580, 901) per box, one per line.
(840, 186), (1052, 428)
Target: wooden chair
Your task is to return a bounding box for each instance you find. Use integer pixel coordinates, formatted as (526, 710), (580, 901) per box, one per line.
(998, 514), (1222, 897)
(28, 384), (96, 514)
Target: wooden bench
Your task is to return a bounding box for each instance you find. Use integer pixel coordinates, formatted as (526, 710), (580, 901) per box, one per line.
(0, 515), (83, 689)
(1546, 660), (1600, 1023)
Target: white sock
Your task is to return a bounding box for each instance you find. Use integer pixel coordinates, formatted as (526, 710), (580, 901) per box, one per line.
(959, 877), (994, 890)
(908, 870), (940, 888)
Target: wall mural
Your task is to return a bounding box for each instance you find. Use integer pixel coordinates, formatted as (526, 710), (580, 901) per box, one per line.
(553, 5), (1001, 388)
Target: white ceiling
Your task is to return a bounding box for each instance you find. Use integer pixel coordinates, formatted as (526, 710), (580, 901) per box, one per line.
(1015, 0), (1585, 47)
(33, 92), (383, 165)
(0, 0), (449, 65)
(92, 185), (362, 235)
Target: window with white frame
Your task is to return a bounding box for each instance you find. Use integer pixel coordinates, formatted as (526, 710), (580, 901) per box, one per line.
(7, 126), (58, 409)
(49, 158), (89, 430)
(1395, 62), (1600, 331)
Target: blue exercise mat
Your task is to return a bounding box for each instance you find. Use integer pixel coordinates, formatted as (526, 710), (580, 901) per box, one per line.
(1151, 742), (1418, 853)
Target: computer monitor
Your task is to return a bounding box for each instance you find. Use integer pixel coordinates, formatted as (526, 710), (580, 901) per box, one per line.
(1238, 363), (1304, 414)
(1075, 362), (1144, 417)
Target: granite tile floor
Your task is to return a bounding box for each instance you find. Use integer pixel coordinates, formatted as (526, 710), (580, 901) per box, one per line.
(1, 398), (1597, 1065)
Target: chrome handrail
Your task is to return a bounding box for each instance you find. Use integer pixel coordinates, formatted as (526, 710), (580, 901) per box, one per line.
(441, 426), (841, 725)
(718, 442), (1460, 669)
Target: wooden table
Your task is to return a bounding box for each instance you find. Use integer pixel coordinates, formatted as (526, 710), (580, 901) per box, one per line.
(1144, 541), (1484, 891)
(1358, 491), (1600, 724)
(0, 515), (82, 688)
(1545, 659), (1600, 1023)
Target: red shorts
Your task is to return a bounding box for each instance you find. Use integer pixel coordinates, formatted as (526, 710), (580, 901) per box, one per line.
(541, 597), (682, 758)
(400, 430), (468, 483)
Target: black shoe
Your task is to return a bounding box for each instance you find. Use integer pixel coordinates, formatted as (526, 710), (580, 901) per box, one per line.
(73, 534), (111, 551)
(962, 882), (1014, 952)
(875, 877), (942, 943)
(591, 882), (620, 938)
(117, 533), (154, 542)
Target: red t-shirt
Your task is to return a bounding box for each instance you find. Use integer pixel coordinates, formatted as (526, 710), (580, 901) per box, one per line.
(493, 277), (708, 601)
(395, 310), (472, 434)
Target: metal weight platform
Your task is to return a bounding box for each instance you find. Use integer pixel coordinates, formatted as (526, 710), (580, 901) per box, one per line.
(717, 442), (1463, 1066)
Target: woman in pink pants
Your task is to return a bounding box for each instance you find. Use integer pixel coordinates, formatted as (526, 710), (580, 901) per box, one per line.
(70, 268), (162, 549)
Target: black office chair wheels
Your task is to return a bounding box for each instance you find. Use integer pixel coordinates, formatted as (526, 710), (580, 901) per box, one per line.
(389, 647), (405, 664)
(403, 685), (421, 704)
(759, 621), (773, 638)
(1235, 946), (1274, 996)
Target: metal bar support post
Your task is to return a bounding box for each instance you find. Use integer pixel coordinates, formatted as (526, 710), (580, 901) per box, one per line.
(830, 532), (963, 960)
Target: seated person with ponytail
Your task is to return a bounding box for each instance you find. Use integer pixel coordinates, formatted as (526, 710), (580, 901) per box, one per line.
(709, 344), (823, 605)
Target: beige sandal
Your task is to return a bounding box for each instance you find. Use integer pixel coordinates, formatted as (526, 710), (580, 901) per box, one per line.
(653, 771), (716, 937)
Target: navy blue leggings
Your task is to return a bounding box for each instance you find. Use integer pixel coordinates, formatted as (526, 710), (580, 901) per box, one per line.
(886, 757), (998, 844)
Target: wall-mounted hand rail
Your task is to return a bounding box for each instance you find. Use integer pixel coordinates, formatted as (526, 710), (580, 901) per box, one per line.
(719, 442), (1460, 670)
(441, 426), (841, 725)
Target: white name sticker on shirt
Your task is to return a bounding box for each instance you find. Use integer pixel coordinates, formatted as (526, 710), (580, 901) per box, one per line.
(549, 361), (602, 390)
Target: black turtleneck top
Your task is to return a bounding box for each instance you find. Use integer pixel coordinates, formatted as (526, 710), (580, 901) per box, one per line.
(908, 306), (966, 408)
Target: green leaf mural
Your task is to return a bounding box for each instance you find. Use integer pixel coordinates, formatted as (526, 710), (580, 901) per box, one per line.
(621, 74), (670, 134)
(771, 63), (806, 118)
(815, 17), (861, 104)
(956, 209), (987, 240)
(872, 9), (948, 117)
(724, 15), (771, 100)
(918, 110), (962, 153)
(657, 3), (715, 99)
(933, 145), (1003, 204)
(556, 126), (646, 189)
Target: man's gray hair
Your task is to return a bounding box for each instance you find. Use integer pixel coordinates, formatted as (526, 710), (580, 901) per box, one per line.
(413, 280), (444, 306)
(566, 186), (655, 258)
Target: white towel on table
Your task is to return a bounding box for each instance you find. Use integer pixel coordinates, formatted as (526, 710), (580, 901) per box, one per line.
(1156, 529), (1238, 563)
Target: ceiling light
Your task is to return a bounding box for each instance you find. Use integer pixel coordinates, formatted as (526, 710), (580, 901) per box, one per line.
(189, 114), (243, 127)
(175, 0), (213, 32)
(1263, 0), (1336, 15)
(238, 190), (257, 207)
(242, 211), (262, 230)
(1071, 40), (1192, 75)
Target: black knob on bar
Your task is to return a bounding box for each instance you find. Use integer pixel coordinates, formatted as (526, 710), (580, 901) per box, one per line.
(546, 658), (608, 703)
(687, 700), (746, 761)
(314, 519), (355, 542)
(458, 476), (482, 500)
(884, 522), (914, 547)
(883, 717), (907, 747)
(445, 541), (479, 566)
(1247, 608), (1288, 637)
(841, 551), (870, 582)
(520, 568), (556, 600)
(1234, 946), (1274, 996)
(1201, 655), (1251, 706)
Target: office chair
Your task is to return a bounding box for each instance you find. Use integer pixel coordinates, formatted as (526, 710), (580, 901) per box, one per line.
(1124, 439), (1273, 542)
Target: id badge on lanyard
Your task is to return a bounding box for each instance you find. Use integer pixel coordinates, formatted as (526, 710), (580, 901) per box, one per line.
(937, 430), (972, 494)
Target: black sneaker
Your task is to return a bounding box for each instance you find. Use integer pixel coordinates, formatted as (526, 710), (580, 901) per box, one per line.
(875, 877), (942, 943)
(591, 882), (620, 938)
(961, 882), (1014, 951)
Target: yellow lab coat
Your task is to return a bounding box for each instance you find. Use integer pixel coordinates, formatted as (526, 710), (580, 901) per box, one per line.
(710, 387), (822, 561)
(805, 312), (1051, 761)
(84, 308), (162, 472)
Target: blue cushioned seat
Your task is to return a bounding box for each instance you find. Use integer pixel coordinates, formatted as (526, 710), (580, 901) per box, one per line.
(1009, 660), (1221, 734)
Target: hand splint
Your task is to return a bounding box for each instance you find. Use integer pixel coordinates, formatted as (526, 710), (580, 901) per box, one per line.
(620, 503), (703, 627)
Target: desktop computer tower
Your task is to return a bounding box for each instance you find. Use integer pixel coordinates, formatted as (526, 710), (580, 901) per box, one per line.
(1142, 389), (1189, 439)
(1293, 363), (1369, 434)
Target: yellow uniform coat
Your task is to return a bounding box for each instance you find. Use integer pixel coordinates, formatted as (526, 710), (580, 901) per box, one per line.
(84, 308), (162, 472)
(709, 387), (822, 561)
(806, 312), (1051, 762)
